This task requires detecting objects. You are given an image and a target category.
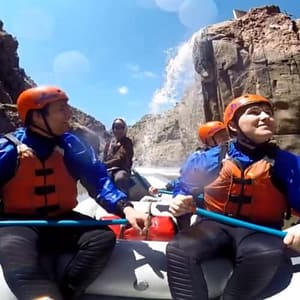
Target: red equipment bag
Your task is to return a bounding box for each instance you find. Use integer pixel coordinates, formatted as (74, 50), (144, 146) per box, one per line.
(101, 214), (177, 242)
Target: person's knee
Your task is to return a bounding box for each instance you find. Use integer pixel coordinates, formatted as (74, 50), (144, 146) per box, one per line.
(114, 171), (129, 183)
(0, 227), (37, 255)
(240, 243), (284, 261)
(166, 234), (196, 257)
(166, 235), (182, 253)
(80, 229), (116, 252)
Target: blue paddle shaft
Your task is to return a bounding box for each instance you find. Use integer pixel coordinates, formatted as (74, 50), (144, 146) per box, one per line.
(0, 219), (128, 227)
(196, 208), (287, 239)
(158, 189), (173, 195)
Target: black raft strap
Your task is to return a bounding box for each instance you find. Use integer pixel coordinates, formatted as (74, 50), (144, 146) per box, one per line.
(34, 185), (56, 196)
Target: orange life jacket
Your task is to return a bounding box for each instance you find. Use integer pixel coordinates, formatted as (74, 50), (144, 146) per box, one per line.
(2, 146), (78, 216)
(204, 155), (287, 224)
(101, 214), (176, 241)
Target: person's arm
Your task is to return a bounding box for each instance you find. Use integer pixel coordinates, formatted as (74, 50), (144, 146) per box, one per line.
(170, 148), (220, 229)
(62, 134), (130, 213)
(104, 138), (133, 169)
(0, 137), (19, 185)
(274, 149), (300, 213)
(102, 142), (109, 161)
(63, 134), (150, 233)
(273, 150), (300, 252)
(173, 150), (213, 197)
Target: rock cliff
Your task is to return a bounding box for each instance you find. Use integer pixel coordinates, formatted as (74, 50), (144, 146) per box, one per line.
(130, 5), (300, 166)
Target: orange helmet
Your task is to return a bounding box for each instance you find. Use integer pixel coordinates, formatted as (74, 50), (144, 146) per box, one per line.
(223, 94), (272, 128)
(17, 86), (68, 123)
(198, 121), (226, 144)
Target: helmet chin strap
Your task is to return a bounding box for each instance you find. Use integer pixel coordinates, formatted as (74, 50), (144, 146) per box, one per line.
(212, 137), (218, 147)
(30, 112), (59, 138)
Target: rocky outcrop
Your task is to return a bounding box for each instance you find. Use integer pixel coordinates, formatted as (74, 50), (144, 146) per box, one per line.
(130, 5), (300, 166)
(130, 83), (204, 167)
(0, 21), (109, 155)
(193, 5), (300, 153)
(0, 20), (34, 104)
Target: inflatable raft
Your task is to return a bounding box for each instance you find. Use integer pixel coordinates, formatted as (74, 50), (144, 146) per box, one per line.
(0, 169), (299, 299)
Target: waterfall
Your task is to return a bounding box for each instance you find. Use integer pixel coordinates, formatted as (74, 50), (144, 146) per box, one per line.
(149, 31), (199, 114)
(135, 29), (207, 168)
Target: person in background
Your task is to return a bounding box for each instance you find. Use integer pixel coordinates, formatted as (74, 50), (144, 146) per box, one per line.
(0, 86), (149, 300)
(196, 120), (229, 151)
(166, 94), (300, 299)
(103, 118), (134, 196)
(148, 121), (229, 196)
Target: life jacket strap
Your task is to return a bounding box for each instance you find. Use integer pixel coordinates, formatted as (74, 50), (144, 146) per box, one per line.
(34, 185), (56, 196)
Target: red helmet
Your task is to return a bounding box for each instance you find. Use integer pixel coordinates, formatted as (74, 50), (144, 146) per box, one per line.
(223, 94), (272, 128)
(198, 121), (226, 144)
(17, 86), (68, 123)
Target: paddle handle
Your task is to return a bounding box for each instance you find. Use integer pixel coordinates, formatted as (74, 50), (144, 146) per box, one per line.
(196, 208), (287, 239)
(0, 219), (128, 227)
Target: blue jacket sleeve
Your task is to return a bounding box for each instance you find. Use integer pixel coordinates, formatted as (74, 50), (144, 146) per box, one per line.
(61, 133), (128, 214)
(0, 137), (19, 185)
(173, 148), (220, 197)
(274, 149), (300, 213)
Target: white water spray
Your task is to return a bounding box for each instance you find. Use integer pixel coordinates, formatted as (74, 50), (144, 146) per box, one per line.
(149, 32), (198, 114)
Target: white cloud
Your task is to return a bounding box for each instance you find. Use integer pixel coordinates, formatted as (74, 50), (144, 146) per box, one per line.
(143, 71), (157, 78)
(126, 64), (157, 79)
(53, 50), (90, 74)
(12, 7), (54, 40)
(118, 86), (129, 95)
(150, 33), (196, 113)
(127, 64), (141, 73)
(155, 0), (183, 12)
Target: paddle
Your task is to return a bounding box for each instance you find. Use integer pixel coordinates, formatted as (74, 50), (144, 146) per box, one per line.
(158, 189), (173, 195)
(195, 208), (287, 238)
(157, 189), (287, 238)
(0, 219), (128, 227)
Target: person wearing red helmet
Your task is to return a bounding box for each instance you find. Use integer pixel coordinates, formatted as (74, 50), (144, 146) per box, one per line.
(166, 94), (300, 299)
(197, 120), (229, 149)
(148, 121), (229, 197)
(0, 86), (149, 300)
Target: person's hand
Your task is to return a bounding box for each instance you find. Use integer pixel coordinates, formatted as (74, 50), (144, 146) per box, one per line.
(148, 186), (159, 195)
(169, 194), (195, 217)
(283, 224), (300, 253)
(123, 206), (150, 235)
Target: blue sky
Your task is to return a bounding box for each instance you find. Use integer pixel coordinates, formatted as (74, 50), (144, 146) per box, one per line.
(0, 0), (299, 129)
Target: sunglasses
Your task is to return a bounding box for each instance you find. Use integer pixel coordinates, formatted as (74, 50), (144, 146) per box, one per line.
(113, 126), (125, 130)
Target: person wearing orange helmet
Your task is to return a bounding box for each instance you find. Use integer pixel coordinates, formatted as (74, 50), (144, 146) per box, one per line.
(166, 94), (300, 299)
(0, 86), (149, 300)
(148, 121), (229, 197)
(197, 120), (229, 149)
